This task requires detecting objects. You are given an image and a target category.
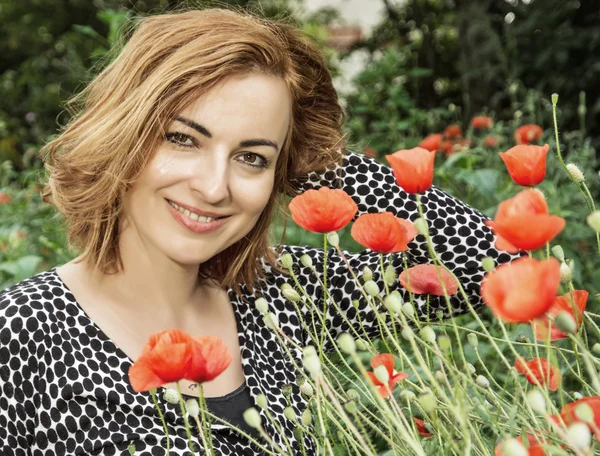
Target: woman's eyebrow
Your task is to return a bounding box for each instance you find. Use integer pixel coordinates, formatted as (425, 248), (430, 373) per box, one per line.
(174, 116), (279, 152)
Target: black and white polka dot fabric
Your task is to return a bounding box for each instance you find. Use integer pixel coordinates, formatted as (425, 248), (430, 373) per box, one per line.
(0, 151), (522, 455)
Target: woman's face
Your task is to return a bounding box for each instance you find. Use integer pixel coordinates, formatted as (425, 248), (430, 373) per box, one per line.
(121, 73), (292, 267)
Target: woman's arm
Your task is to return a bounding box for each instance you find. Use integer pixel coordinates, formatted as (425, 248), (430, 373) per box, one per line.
(282, 151), (524, 352)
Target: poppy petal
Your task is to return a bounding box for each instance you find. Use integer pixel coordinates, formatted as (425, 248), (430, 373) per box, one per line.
(399, 264), (459, 296)
(128, 356), (167, 392)
(289, 187), (358, 233)
(371, 353), (395, 376)
(186, 336), (233, 383)
(386, 148), (436, 194)
(532, 290), (589, 341)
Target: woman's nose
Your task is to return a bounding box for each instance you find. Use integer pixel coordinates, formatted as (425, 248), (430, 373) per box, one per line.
(188, 154), (231, 204)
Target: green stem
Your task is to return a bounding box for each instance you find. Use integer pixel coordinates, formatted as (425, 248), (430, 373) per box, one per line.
(149, 388), (171, 455)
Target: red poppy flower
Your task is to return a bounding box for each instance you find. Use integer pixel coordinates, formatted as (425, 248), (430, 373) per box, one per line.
(128, 329), (195, 392)
(363, 147), (376, 158)
(514, 356), (562, 391)
(484, 136), (499, 149)
(480, 257), (560, 323)
(532, 290), (589, 341)
(514, 124), (543, 145)
(440, 139), (454, 155)
(0, 193), (12, 204)
(399, 264), (459, 296)
(499, 144), (549, 186)
(365, 353), (408, 399)
(186, 336), (232, 383)
(495, 433), (547, 456)
(289, 187), (358, 233)
(351, 212), (417, 253)
(385, 147), (435, 194)
(471, 116), (493, 129)
(444, 124), (462, 139)
(419, 134), (443, 152)
(560, 396), (600, 439)
(414, 418), (432, 437)
(485, 189), (565, 251)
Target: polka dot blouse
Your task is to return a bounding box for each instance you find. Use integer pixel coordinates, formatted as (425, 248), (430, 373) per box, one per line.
(0, 152), (522, 455)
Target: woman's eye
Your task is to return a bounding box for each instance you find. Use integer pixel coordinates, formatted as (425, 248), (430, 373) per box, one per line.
(238, 152), (268, 169)
(165, 132), (195, 148)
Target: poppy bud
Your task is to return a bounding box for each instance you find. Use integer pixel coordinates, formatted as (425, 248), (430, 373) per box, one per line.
(418, 392), (437, 413)
(438, 335), (451, 353)
(301, 408), (312, 426)
(384, 294), (402, 313)
(552, 245), (565, 262)
(128, 444), (136, 455)
(481, 257), (495, 272)
(362, 266), (373, 282)
(163, 388), (181, 404)
(414, 217), (428, 235)
(284, 407), (297, 422)
(401, 327), (414, 341)
(566, 422), (591, 450)
(593, 343), (600, 355)
(586, 211), (600, 232)
(499, 438), (528, 456)
(421, 326), (436, 343)
(304, 345), (317, 357)
(435, 371), (445, 383)
(344, 400), (358, 414)
(526, 389), (546, 413)
(299, 381), (314, 398)
(402, 302), (415, 318)
(384, 265), (396, 286)
(282, 384), (293, 399)
(364, 280), (380, 297)
(326, 231), (340, 247)
(352, 299), (360, 309)
(566, 164), (585, 183)
(374, 365), (390, 384)
(476, 375), (490, 389)
(303, 353), (321, 377)
(337, 333), (356, 355)
(255, 297), (269, 314)
(256, 394), (268, 410)
(346, 388), (360, 401)
(281, 253), (294, 269)
(282, 288), (301, 303)
(467, 363), (476, 375)
(560, 260), (574, 283)
(555, 311), (577, 335)
(264, 312), (279, 330)
(467, 333), (478, 349)
(356, 338), (369, 351)
(185, 398), (200, 418)
(400, 390), (415, 402)
(552, 93), (559, 104)
(243, 407), (262, 429)
(300, 254), (313, 268)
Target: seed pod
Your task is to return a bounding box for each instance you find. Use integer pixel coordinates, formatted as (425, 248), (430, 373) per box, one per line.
(344, 400), (358, 415)
(401, 302), (415, 318)
(526, 389), (546, 413)
(326, 231), (340, 247)
(401, 326), (414, 341)
(346, 389), (360, 401)
(476, 375), (490, 389)
(481, 257), (495, 272)
(255, 297), (269, 314)
(243, 407), (262, 429)
(185, 398), (200, 418)
(299, 381), (314, 398)
(362, 266), (373, 282)
(374, 365), (390, 384)
(264, 312), (279, 330)
(384, 294), (402, 313)
(337, 333), (356, 355)
(284, 407), (297, 422)
(303, 353), (321, 377)
(552, 245), (565, 262)
(421, 326), (436, 343)
(356, 338), (369, 351)
(384, 264), (396, 286)
(418, 392), (436, 413)
(255, 394), (268, 410)
(163, 388), (180, 404)
(555, 311), (577, 335)
(301, 408), (312, 426)
(300, 254), (313, 268)
(282, 288), (301, 303)
(280, 253), (294, 269)
(364, 280), (380, 297)
(467, 333), (478, 349)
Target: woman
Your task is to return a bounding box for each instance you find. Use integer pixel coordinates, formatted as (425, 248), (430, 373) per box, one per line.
(0, 7), (520, 456)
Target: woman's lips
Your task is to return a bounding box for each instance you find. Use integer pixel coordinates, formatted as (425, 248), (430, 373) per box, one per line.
(166, 199), (231, 234)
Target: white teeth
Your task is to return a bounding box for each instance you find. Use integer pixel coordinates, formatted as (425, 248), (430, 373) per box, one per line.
(168, 200), (217, 223)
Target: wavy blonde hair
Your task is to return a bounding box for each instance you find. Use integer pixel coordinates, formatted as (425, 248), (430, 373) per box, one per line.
(40, 7), (345, 295)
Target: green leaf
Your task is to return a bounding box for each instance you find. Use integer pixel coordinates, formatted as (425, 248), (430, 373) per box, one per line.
(455, 169), (501, 199)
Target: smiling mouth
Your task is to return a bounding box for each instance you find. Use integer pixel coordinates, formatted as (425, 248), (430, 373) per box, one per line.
(166, 199), (228, 223)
